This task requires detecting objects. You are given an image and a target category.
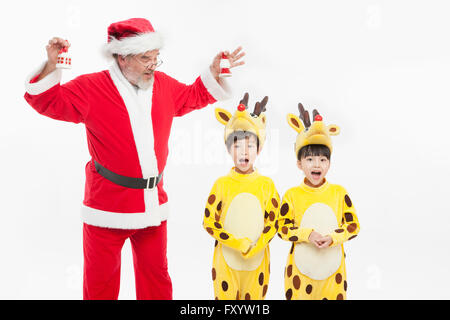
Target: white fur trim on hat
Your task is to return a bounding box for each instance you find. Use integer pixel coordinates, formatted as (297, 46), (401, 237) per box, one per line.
(103, 32), (163, 58)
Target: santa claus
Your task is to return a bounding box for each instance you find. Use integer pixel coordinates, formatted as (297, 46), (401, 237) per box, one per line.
(23, 17), (245, 300)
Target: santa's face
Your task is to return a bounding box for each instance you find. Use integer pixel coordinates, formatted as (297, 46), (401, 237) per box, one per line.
(119, 49), (160, 89)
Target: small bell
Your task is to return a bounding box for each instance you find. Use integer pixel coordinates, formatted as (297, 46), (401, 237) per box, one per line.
(56, 43), (72, 69)
(219, 52), (231, 78)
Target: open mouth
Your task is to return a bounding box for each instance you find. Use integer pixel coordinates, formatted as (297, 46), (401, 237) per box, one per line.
(238, 158), (249, 165)
(311, 171), (322, 179)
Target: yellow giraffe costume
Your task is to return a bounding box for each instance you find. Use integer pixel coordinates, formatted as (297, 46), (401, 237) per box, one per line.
(203, 93), (280, 300)
(278, 104), (360, 300)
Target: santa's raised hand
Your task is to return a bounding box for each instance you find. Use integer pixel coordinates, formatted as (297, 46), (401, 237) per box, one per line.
(46, 37), (70, 66)
(38, 37), (71, 81)
(210, 46), (245, 81)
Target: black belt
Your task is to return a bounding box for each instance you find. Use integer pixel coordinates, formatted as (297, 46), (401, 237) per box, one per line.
(94, 160), (162, 189)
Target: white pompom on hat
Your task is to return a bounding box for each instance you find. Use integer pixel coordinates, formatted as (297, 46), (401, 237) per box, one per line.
(103, 18), (163, 57)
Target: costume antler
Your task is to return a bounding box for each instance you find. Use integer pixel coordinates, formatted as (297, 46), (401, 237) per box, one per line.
(298, 103), (311, 128)
(312, 109), (320, 120)
(239, 92), (268, 116)
(240, 92), (249, 109)
(253, 96), (268, 116)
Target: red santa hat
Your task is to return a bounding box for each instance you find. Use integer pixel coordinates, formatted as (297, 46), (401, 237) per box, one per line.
(103, 18), (163, 57)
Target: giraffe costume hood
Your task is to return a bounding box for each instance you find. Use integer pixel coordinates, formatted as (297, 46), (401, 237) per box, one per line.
(215, 92), (268, 151)
(286, 103), (340, 157)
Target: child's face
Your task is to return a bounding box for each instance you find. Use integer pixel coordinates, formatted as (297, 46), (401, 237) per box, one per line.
(229, 135), (259, 174)
(297, 155), (330, 186)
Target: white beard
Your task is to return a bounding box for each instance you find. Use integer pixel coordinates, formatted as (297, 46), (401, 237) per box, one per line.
(121, 64), (153, 90)
(136, 77), (153, 90)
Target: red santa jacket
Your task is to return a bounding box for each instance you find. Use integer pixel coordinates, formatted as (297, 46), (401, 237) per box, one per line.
(24, 61), (230, 229)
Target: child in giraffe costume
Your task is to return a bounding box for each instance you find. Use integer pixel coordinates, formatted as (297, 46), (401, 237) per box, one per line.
(278, 103), (360, 300)
(203, 93), (280, 300)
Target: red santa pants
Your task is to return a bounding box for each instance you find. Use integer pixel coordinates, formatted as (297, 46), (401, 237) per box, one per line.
(82, 221), (172, 300)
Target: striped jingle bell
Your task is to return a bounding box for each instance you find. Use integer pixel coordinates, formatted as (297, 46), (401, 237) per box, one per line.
(56, 45), (72, 69)
(219, 52), (231, 78)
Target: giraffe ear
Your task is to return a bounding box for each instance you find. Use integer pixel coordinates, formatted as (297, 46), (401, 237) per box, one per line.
(327, 124), (340, 136)
(215, 108), (232, 125)
(286, 113), (304, 133)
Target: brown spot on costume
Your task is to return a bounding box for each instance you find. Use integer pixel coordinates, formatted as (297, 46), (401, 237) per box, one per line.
(208, 194), (216, 205)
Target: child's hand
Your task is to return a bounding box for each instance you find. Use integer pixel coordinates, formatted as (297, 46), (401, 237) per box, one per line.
(316, 235), (333, 248)
(308, 231), (324, 248)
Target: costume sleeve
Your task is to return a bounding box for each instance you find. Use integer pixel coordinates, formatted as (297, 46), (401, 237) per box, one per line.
(328, 190), (360, 247)
(202, 179), (251, 252)
(243, 182), (280, 259)
(277, 192), (314, 243)
(170, 68), (231, 117)
(24, 62), (90, 124)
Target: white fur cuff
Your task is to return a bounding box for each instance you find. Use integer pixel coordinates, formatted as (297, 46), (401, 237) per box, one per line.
(200, 67), (231, 101)
(25, 61), (62, 95)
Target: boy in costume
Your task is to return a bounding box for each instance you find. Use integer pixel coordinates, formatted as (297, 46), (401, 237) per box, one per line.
(278, 103), (360, 300)
(203, 93), (280, 300)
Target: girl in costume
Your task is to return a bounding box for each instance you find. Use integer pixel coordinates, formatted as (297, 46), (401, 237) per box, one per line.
(278, 103), (360, 300)
(203, 93), (280, 300)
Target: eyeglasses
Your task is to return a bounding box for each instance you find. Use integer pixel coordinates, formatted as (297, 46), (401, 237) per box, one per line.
(133, 55), (163, 69)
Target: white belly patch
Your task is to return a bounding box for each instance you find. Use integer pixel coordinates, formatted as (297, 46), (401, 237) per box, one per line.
(294, 203), (342, 280)
(222, 193), (265, 271)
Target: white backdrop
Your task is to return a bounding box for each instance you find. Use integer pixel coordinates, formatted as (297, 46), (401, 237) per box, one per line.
(1, 0), (449, 299)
